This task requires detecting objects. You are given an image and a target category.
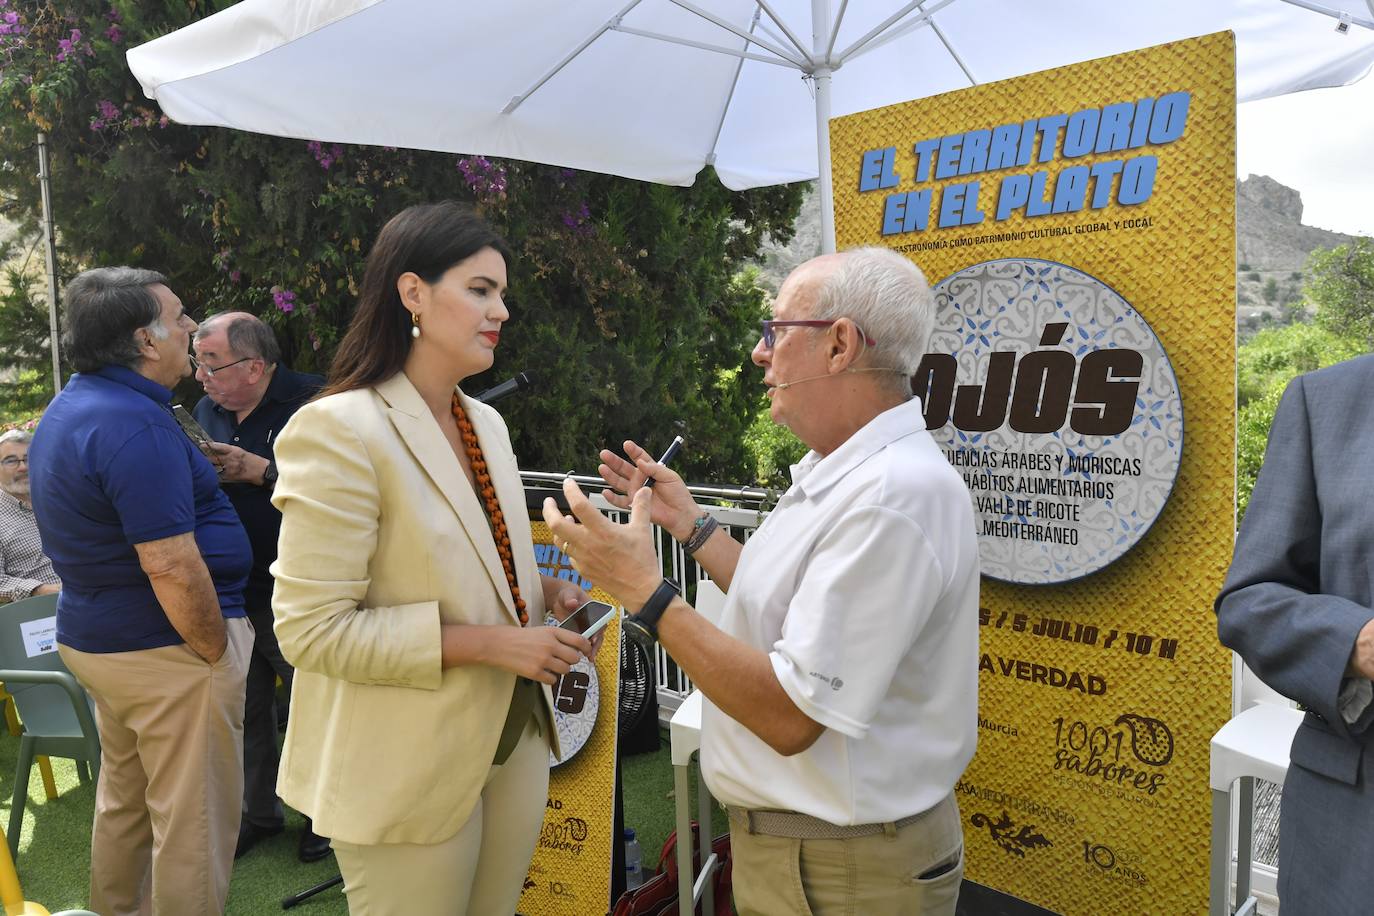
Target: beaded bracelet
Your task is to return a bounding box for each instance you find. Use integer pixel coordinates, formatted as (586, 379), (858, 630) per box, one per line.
(683, 512), (719, 555)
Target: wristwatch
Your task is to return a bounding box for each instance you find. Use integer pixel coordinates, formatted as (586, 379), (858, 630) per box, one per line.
(622, 578), (681, 649)
(261, 458), (279, 488)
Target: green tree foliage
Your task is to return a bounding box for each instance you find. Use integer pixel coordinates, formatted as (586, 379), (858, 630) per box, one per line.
(1236, 321), (1363, 407)
(741, 408), (807, 490)
(1261, 276), (1279, 305)
(1280, 293), (1306, 324)
(1233, 320), (1365, 522)
(0, 0), (804, 480)
(0, 259), (57, 416)
(1235, 243), (1374, 522)
(1310, 239), (1374, 348)
(1235, 383), (1282, 524)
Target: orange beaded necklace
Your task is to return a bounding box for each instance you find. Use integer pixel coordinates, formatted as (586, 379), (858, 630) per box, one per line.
(451, 392), (528, 626)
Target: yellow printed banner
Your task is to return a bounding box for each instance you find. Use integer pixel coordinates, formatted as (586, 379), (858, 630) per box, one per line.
(519, 521), (620, 916)
(831, 33), (1235, 915)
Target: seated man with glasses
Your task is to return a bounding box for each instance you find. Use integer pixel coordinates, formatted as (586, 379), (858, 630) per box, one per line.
(191, 312), (326, 863)
(548, 247), (979, 916)
(0, 429), (60, 603)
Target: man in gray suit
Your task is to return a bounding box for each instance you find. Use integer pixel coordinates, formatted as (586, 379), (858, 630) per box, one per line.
(1216, 354), (1374, 915)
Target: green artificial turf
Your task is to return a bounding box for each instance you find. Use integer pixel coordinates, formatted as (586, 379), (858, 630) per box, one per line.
(621, 729), (729, 875)
(2, 742), (346, 915)
(1, 722), (722, 914)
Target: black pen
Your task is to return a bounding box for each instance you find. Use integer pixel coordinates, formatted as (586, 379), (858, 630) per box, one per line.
(645, 435), (684, 489)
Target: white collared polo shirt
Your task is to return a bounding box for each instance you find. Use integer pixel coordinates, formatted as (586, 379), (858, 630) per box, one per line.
(700, 398), (980, 825)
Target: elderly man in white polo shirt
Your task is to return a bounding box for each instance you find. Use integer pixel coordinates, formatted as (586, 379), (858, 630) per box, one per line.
(546, 246), (980, 915)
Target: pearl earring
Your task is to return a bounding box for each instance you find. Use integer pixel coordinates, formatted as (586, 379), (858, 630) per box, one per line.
(411, 313), (421, 339)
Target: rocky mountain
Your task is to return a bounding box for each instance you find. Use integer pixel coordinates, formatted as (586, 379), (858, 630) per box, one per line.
(1237, 174), (1357, 271)
(755, 176), (1365, 334)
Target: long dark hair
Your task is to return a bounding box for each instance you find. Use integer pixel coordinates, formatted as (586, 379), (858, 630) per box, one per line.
(319, 202), (511, 398)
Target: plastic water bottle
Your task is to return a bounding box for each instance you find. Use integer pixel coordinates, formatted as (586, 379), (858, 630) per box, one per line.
(624, 827), (644, 890)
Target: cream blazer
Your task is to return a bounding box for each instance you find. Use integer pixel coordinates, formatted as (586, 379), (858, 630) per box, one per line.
(269, 372), (557, 846)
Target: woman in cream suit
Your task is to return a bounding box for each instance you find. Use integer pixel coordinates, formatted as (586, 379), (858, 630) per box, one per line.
(270, 202), (594, 915)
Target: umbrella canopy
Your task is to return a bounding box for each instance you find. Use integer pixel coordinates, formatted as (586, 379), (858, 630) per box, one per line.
(128, 0), (1374, 250)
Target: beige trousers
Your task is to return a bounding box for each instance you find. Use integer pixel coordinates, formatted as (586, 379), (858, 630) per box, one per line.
(59, 616), (253, 916)
(730, 793), (965, 916)
(330, 717), (550, 916)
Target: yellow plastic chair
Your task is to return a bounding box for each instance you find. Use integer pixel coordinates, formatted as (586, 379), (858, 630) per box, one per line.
(0, 822), (98, 915)
(0, 684), (21, 735)
(0, 686), (57, 803)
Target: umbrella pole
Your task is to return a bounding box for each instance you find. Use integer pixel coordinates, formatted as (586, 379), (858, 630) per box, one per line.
(811, 0), (836, 253)
(813, 66), (836, 254)
(36, 132), (61, 396)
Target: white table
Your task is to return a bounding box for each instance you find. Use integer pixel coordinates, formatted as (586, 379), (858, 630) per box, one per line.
(1209, 702), (1303, 916)
(669, 690), (718, 916)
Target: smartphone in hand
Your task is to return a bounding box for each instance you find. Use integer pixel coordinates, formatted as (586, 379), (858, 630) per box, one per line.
(558, 600), (616, 639)
(172, 404), (218, 460)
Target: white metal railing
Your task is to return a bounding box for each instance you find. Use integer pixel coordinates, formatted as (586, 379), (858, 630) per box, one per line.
(522, 471), (772, 720)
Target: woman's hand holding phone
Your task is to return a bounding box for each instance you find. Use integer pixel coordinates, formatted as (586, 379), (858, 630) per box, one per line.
(559, 600), (615, 640)
(492, 626), (592, 685)
(546, 579), (604, 659)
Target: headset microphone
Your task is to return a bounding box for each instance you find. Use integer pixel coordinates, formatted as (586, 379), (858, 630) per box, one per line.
(772, 367), (907, 391)
(772, 372), (833, 391)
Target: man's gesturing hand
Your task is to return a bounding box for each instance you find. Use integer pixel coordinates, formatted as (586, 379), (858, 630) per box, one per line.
(599, 439), (700, 541)
(542, 478), (663, 612)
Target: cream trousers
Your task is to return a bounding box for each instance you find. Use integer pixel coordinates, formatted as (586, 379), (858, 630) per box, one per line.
(330, 716), (550, 916)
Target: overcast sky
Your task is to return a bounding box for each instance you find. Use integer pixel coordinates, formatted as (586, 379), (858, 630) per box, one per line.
(1238, 73), (1374, 238)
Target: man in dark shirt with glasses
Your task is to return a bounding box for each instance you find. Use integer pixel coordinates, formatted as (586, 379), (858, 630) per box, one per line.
(192, 312), (325, 863)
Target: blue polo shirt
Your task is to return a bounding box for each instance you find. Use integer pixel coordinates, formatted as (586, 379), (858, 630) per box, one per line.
(29, 366), (250, 653)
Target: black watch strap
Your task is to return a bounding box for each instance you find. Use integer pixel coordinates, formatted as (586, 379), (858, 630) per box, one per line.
(262, 458), (279, 488)
(625, 578), (680, 644)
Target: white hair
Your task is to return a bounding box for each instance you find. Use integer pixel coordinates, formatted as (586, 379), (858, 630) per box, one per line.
(0, 429), (31, 447)
(808, 246), (934, 396)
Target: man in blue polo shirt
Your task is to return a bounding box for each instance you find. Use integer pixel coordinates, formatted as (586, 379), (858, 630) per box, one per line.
(29, 267), (253, 916)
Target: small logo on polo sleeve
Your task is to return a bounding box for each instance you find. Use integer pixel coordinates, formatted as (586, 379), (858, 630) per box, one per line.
(809, 671), (843, 690)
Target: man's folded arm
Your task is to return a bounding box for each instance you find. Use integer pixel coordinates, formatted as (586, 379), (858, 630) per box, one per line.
(134, 531), (226, 663)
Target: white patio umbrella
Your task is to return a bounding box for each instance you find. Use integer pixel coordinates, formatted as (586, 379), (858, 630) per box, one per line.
(127, 0), (1374, 252)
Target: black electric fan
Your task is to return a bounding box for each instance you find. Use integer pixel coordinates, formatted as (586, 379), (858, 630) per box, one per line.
(618, 636), (656, 738)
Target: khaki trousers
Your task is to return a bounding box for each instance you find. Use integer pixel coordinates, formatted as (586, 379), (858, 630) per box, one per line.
(59, 616), (252, 916)
(730, 793), (964, 916)
(331, 717), (549, 916)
